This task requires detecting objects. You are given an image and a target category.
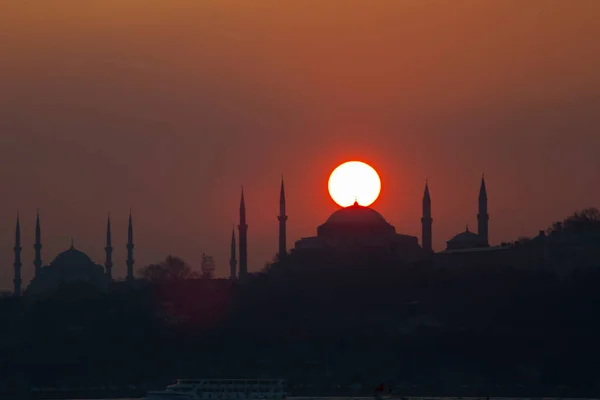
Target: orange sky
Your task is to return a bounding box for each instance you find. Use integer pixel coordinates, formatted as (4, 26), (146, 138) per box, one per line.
(0, 0), (599, 290)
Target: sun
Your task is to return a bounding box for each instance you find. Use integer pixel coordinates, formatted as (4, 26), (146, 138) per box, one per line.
(328, 161), (381, 207)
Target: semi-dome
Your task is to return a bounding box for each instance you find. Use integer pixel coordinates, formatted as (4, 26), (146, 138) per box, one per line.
(325, 201), (389, 226)
(50, 246), (94, 267)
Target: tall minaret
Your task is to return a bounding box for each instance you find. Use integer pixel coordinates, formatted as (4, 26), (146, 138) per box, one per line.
(34, 210), (42, 277)
(13, 213), (22, 297)
(477, 174), (489, 246)
(278, 176), (288, 261)
(229, 227), (237, 279)
(238, 188), (248, 280)
(421, 180), (433, 253)
(105, 214), (113, 280)
(126, 211), (134, 282)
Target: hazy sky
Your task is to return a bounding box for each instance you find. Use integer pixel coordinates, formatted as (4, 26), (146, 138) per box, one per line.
(1, 0), (599, 290)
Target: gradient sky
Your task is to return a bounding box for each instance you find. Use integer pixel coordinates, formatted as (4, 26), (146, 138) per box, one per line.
(1, 0), (599, 290)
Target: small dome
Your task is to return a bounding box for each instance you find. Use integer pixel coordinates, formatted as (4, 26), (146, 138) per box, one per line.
(325, 203), (389, 226)
(51, 247), (93, 267)
(448, 228), (480, 243)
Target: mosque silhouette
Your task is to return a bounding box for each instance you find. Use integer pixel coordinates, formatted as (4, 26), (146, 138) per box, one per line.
(11, 176), (492, 297)
(12, 212), (135, 298)
(228, 175), (492, 278)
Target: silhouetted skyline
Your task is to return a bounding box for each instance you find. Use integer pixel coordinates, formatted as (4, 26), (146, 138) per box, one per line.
(1, 1), (599, 290)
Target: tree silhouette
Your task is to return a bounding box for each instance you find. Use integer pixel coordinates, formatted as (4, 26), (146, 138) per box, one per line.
(138, 255), (199, 281)
(548, 207), (600, 234)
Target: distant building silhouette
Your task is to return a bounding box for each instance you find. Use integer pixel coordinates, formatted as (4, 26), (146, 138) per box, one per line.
(229, 227), (237, 279)
(13, 214), (22, 297)
(238, 188), (248, 279)
(278, 176), (288, 261)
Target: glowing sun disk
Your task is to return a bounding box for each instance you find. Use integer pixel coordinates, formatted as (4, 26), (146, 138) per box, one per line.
(328, 161), (381, 207)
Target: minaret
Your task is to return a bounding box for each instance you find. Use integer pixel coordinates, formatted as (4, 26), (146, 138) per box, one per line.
(105, 214), (113, 280)
(421, 180), (433, 253)
(278, 176), (288, 261)
(229, 227), (237, 279)
(477, 174), (489, 246)
(34, 210), (42, 277)
(238, 188), (248, 280)
(13, 213), (22, 297)
(126, 211), (134, 282)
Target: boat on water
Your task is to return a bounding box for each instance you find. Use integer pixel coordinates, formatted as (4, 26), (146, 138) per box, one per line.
(144, 378), (287, 400)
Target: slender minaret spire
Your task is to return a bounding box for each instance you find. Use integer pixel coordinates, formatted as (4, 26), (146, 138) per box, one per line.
(229, 227), (237, 279)
(238, 187), (248, 280)
(34, 209), (42, 277)
(13, 213), (22, 297)
(126, 211), (134, 282)
(105, 214), (113, 280)
(477, 174), (489, 246)
(278, 176), (288, 261)
(421, 180), (433, 253)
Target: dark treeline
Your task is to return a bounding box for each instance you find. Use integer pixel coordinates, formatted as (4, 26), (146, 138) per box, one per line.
(1, 210), (600, 397)
(2, 263), (600, 396)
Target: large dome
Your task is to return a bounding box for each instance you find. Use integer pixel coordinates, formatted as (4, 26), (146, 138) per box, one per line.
(26, 245), (108, 298)
(295, 201), (420, 256)
(51, 247), (94, 267)
(325, 202), (389, 226)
